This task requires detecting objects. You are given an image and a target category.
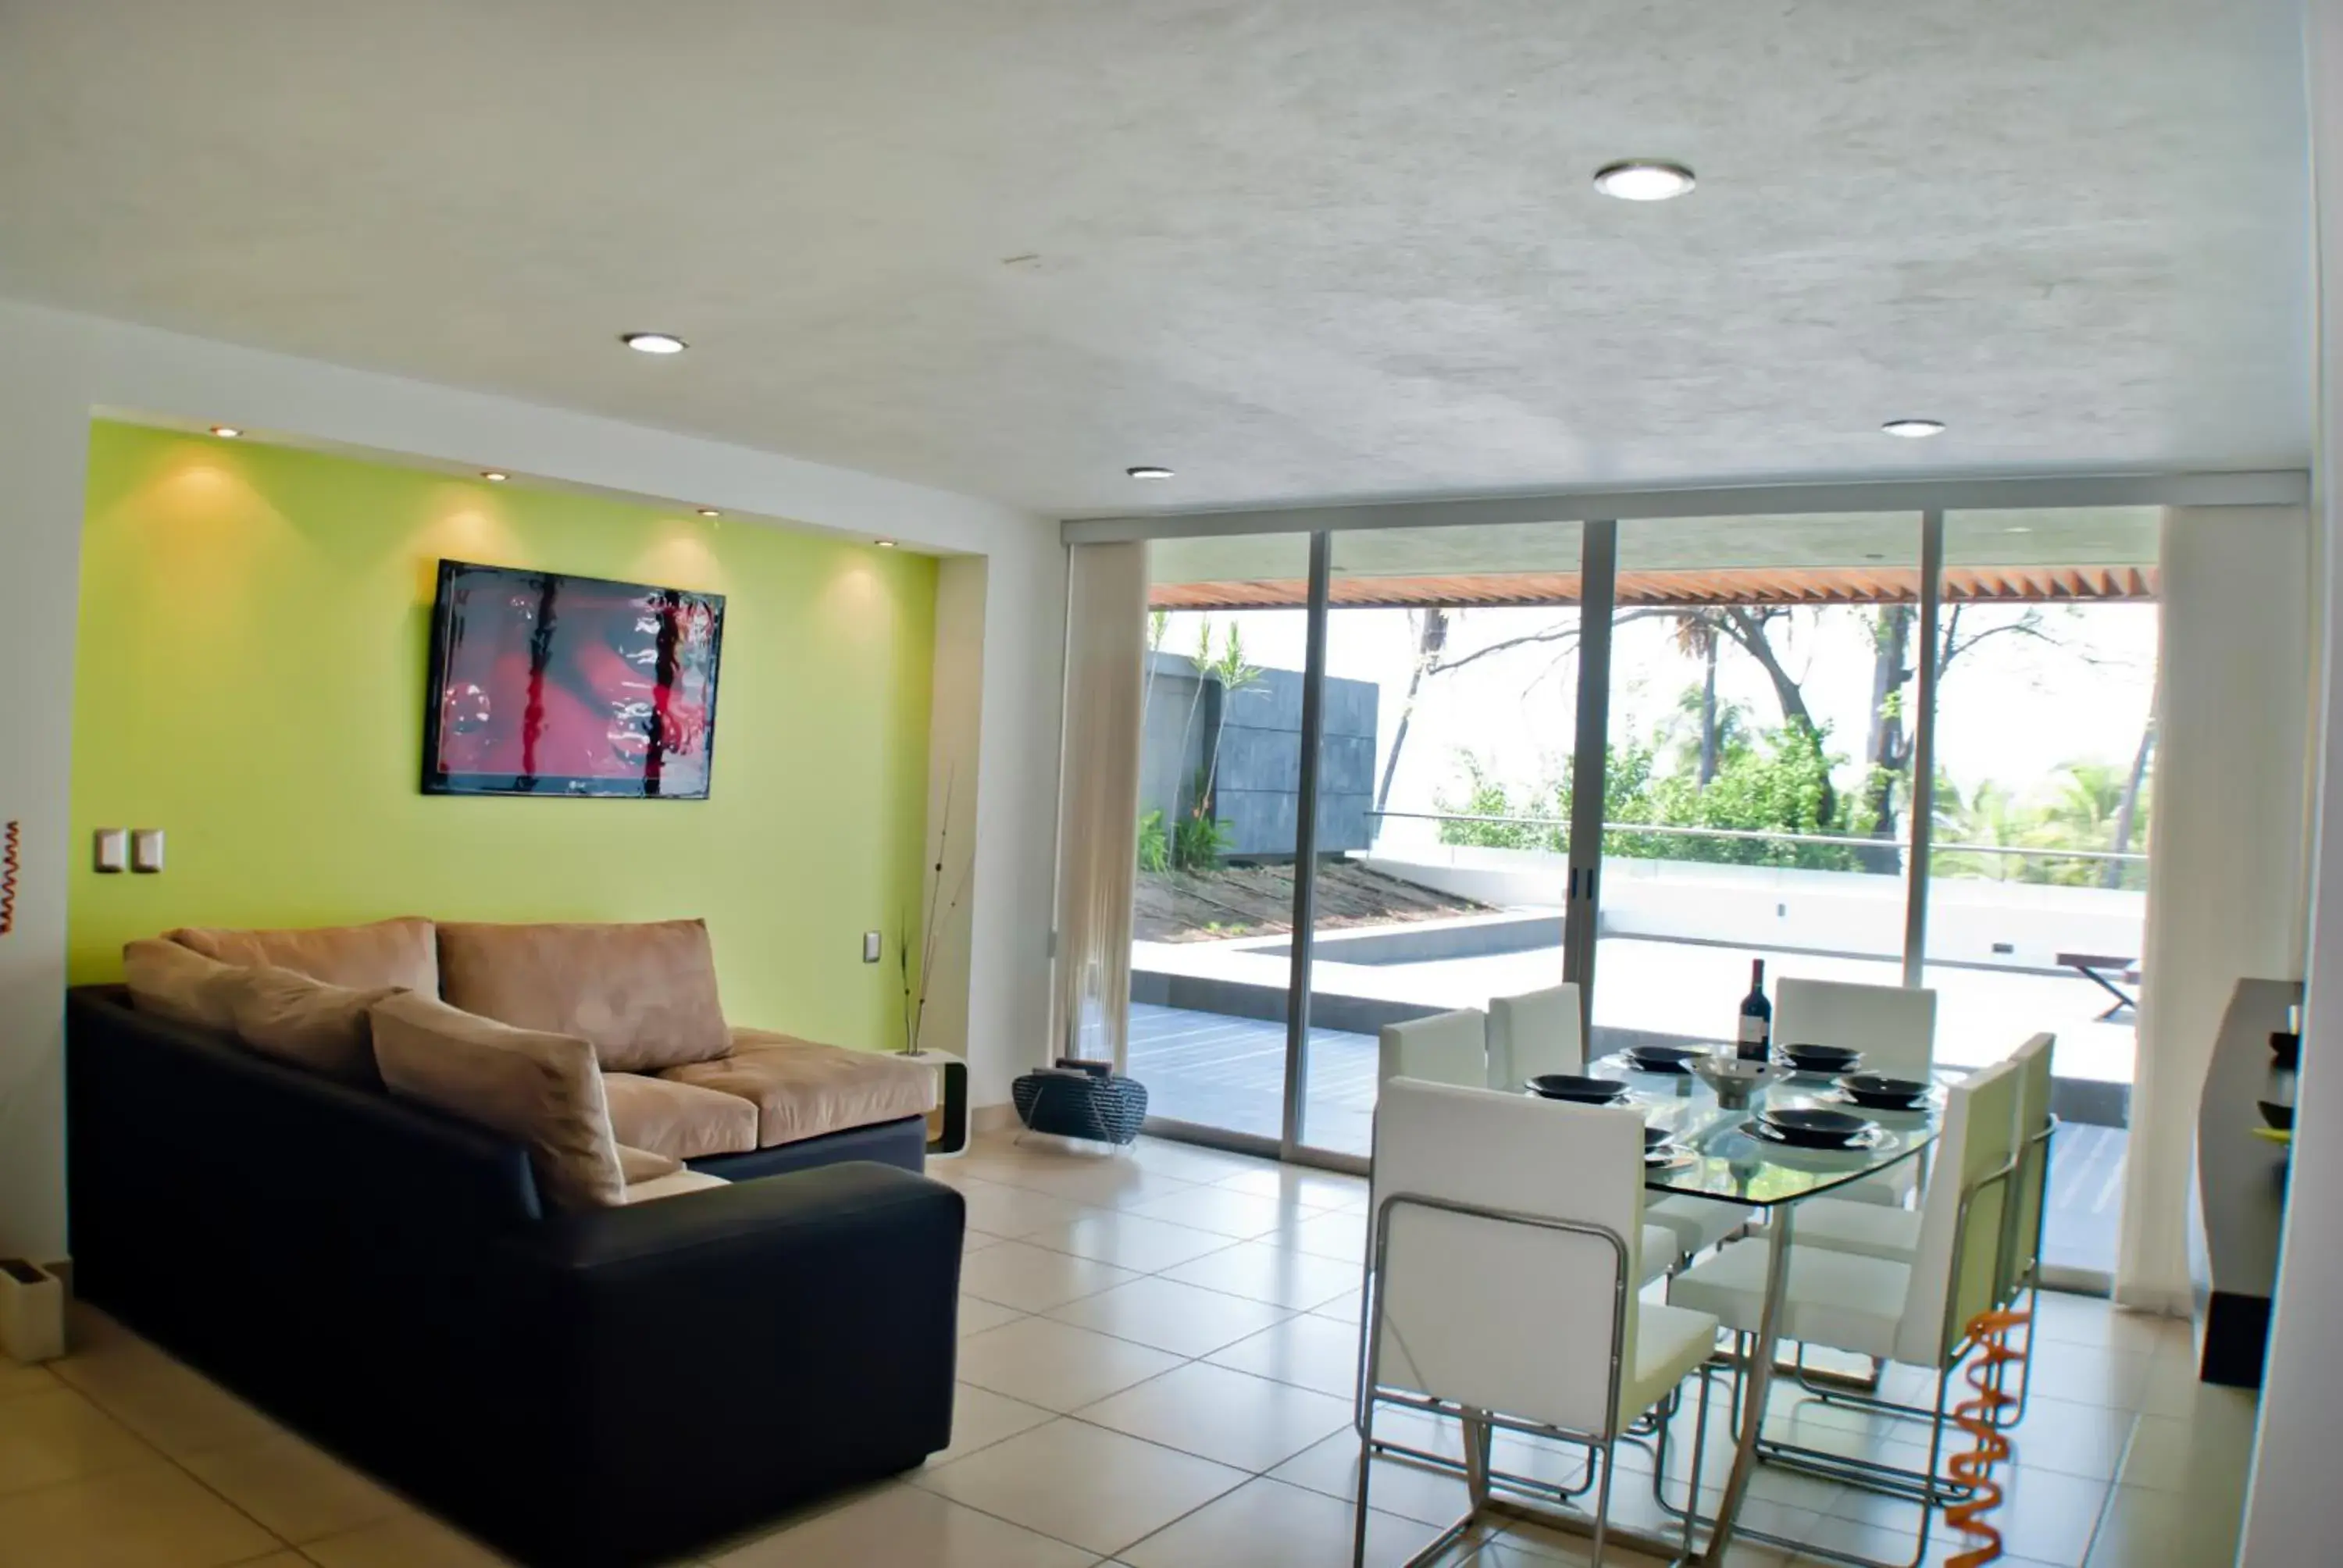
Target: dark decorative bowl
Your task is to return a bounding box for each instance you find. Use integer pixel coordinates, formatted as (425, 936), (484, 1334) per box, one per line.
(1011, 1070), (1148, 1144)
(1759, 1106), (1872, 1148)
(1778, 1042), (1863, 1075)
(1528, 1073), (1630, 1104)
(1837, 1073), (1932, 1110)
(1642, 1123), (1672, 1150)
(2270, 1031), (2302, 1071)
(2259, 1099), (2295, 1131)
(1625, 1045), (1696, 1074)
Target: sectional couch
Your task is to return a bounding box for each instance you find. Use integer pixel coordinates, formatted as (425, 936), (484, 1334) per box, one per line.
(66, 916), (964, 1568)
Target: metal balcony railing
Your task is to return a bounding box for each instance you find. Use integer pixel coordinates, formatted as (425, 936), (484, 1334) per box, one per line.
(1367, 809), (2148, 868)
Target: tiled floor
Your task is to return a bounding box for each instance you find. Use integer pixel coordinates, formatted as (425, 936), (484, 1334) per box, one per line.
(0, 1128), (2254, 1566)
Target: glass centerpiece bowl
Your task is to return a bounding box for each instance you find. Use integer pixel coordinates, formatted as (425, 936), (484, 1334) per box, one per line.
(1690, 1051), (1785, 1112)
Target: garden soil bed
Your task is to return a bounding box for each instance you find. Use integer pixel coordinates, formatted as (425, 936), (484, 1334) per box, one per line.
(1133, 862), (1489, 943)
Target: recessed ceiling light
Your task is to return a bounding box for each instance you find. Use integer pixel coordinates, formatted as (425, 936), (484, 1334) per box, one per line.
(621, 332), (687, 355)
(210, 425), (241, 439)
(481, 470), (508, 483)
(697, 508), (721, 518)
(1126, 465), (1175, 480)
(1881, 419), (1946, 438)
(2006, 524), (2033, 534)
(876, 538), (897, 548)
(1592, 161), (1696, 201)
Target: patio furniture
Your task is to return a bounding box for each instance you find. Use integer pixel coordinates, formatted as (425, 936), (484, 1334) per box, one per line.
(1664, 1056), (2023, 1566)
(1353, 1078), (1721, 1568)
(2057, 950), (2142, 1021)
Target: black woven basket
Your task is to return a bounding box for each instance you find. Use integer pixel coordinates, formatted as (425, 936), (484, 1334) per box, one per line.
(1011, 1070), (1149, 1145)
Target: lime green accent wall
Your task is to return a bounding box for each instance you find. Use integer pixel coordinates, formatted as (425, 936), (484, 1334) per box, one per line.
(70, 421), (936, 1052)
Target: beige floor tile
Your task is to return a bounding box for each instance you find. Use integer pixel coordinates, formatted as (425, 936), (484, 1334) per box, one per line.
(1274, 1208), (1370, 1264)
(1211, 1164), (1368, 1211)
(911, 1418), (1247, 1558)
(963, 1228), (1003, 1255)
(0, 1457), (280, 1568)
(0, 1384), (157, 1495)
(1970, 1392), (2137, 1483)
(1159, 1240), (1361, 1310)
(1079, 1360), (1354, 1471)
(2086, 1480), (2247, 1568)
(234, 1556), (315, 1567)
(50, 1337), (280, 1456)
(2117, 1401), (2256, 1497)
(950, 1179), (1096, 1240)
(714, 1479), (1094, 1566)
(1120, 1139), (1279, 1186)
(958, 1241), (1142, 1312)
(1127, 1187), (1305, 1239)
(0, 1357), (62, 1403)
(956, 1317), (1186, 1412)
(1204, 1311), (1364, 1399)
(301, 1506), (517, 1567)
(177, 1428), (405, 1543)
(1120, 1475), (1446, 1568)
(1046, 1277), (1294, 1359)
(1270, 1427), (1471, 1527)
(927, 1384), (1057, 1467)
(965, 1153), (1204, 1210)
(1021, 1212), (1239, 1274)
(1307, 1287), (1366, 1326)
(957, 1295), (1026, 1338)
(2012, 1344), (2156, 1410)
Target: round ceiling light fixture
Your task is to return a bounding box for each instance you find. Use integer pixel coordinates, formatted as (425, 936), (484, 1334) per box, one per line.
(621, 331), (688, 355)
(875, 538), (897, 548)
(1881, 419), (1947, 439)
(481, 470), (508, 483)
(1592, 160), (1696, 201)
(210, 425), (241, 439)
(1125, 465), (1175, 480)
(697, 507), (721, 518)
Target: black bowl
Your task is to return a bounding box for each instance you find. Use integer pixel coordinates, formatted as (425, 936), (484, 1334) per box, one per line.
(1642, 1122), (1672, 1150)
(1759, 1106), (1872, 1148)
(1778, 1042), (1863, 1074)
(1837, 1073), (1931, 1110)
(1528, 1073), (1630, 1104)
(1625, 1045), (1696, 1075)
(2270, 1031), (2302, 1071)
(2259, 1099), (2295, 1131)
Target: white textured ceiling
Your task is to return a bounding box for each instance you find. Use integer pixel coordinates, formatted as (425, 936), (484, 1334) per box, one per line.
(0, 1), (2313, 515)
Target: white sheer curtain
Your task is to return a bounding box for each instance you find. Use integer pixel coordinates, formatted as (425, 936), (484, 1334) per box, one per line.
(2117, 505), (2313, 1310)
(1050, 541), (1150, 1071)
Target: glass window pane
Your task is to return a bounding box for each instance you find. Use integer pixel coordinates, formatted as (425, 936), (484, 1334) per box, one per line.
(1924, 507), (2160, 1280)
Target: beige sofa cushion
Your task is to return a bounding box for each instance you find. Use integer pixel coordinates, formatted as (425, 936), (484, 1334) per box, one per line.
(621, 1169), (729, 1206)
(221, 964), (400, 1085)
(369, 993), (625, 1210)
(437, 920), (731, 1073)
(615, 1143), (683, 1184)
(603, 1072), (758, 1160)
(170, 917), (439, 993)
(123, 938), (243, 1033)
(661, 1027), (936, 1149)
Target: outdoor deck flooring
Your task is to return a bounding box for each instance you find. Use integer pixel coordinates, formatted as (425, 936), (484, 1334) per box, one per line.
(1126, 1000), (2124, 1274)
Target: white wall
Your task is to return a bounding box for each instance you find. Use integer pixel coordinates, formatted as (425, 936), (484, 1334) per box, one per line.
(0, 295), (1065, 1263)
(2242, 8), (2343, 1556)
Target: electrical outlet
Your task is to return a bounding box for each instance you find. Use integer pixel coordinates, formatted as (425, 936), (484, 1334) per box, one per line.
(863, 931), (883, 964)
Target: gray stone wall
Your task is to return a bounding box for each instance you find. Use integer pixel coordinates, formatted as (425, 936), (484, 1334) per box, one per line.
(1136, 650), (1378, 858)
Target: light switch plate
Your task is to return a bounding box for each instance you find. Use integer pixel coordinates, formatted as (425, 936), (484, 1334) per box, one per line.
(130, 829), (166, 874)
(94, 829), (127, 873)
(862, 931), (883, 964)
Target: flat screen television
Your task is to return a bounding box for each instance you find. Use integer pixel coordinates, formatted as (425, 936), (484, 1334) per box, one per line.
(421, 559), (726, 799)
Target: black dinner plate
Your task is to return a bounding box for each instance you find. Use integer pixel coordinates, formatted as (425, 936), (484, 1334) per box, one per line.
(1778, 1042), (1863, 1074)
(1625, 1045), (1696, 1075)
(1527, 1073), (1630, 1104)
(1758, 1106), (1873, 1149)
(1642, 1123), (1671, 1150)
(1837, 1073), (1931, 1110)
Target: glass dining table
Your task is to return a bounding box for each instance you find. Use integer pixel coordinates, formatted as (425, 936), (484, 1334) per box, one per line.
(1591, 1049), (1945, 1566)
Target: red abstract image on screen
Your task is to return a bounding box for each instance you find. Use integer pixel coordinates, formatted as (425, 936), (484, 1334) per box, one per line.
(422, 561), (726, 799)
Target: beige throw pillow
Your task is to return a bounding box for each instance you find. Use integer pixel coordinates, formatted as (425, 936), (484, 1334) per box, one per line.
(222, 964), (399, 1086)
(369, 993), (626, 1210)
(123, 938), (243, 1033)
(169, 917), (439, 993)
(437, 919), (732, 1073)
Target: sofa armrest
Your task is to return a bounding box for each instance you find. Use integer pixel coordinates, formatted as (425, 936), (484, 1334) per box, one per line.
(481, 1160), (964, 1563)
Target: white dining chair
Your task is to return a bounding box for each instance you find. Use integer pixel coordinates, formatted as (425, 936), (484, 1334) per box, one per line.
(1378, 1008), (1490, 1089)
(1355, 1077), (1721, 1567)
(1485, 982), (1582, 1088)
(1664, 1055), (2027, 1552)
(1777, 978), (1938, 1207)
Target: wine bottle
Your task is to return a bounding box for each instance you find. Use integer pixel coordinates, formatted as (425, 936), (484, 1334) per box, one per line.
(1737, 959), (1771, 1057)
